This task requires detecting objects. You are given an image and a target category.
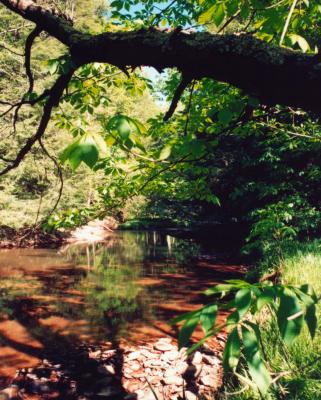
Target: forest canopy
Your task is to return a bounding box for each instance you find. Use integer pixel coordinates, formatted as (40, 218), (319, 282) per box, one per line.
(1, 0), (321, 241)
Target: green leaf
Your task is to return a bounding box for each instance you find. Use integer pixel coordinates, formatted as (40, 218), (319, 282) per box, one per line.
(178, 314), (199, 348)
(213, 4), (225, 26)
(277, 287), (304, 346)
(305, 304), (317, 340)
(60, 135), (99, 170)
(159, 144), (172, 160)
(222, 327), (241, 372)
(170, 309), (200, 325)
(198, 4), (216, 24)
(205, 283), (235, 296)
(228, 288), (252, 323)
(117, 118), (131, 139)
(225, 279), (250, 287)
(257, 286), (275, 311)
(227, 289), (252, 324)
(300, 283), (318, 302)
(289, 34), (310, 53)
(200, 303), (218, 334)
(218, 109), (233, 125)
(242, 325), (271, 395)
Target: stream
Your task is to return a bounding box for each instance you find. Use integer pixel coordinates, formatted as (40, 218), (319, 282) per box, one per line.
(0, 230), (244, 391)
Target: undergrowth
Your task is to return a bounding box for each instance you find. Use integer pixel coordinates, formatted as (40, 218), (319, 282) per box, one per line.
(225, 240), (321, 399)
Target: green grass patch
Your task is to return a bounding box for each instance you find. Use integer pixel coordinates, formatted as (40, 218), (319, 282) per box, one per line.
(225, 240), (321, 399)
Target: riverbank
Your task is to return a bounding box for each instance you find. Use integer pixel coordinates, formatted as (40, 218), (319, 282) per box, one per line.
(0, 218), (118, 249)
(0, 226), (66, 249)
(0, 338), (223, 400)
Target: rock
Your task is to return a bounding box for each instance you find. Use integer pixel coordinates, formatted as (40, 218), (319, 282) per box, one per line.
(164, 368), (178, 378)
(158, 338), (172, 343)
(163, 376), (184, 386)
(200, 374), (217, 387)
(147, 375), (162, 385)
(192, 351), (202, 365)
(179, 347), (188, 360)
(143, 359), (163, 368)
(154, 342), (174, 352)
(129, 362), (141, 372)
(174, 361), (188, 374)
(140, 349), (155, 358)
(127, 351), (141, 361)
(161, 350), (179, 362)
(202, 354), (217, 365)
(89, 350), (101, 358)
(137, 388), (162, 400)
(185, 390), (198, 400)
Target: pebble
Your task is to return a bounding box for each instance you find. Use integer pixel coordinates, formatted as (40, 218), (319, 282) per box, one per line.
(185, 390), (198, 400)
(163, 376), (184, 386)
(154, 341), (174, 351)
(161, 350), (179, 361)
(3, 337), (222, 400)
(164, 368), (178, 378)
(201, 374), (217, 387)
(192, 351), (203, 364)
(127, 351), (141, 361)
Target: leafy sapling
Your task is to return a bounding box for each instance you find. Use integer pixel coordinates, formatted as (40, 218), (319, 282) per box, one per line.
(171, 279), (319, 396)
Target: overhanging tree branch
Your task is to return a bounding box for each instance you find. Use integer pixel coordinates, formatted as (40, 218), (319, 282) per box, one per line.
(1, 0), (321, 114)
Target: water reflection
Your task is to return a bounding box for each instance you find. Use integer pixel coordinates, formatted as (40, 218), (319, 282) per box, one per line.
(0, 232), (200, 341)
(0, 231), (242, 379)
(57, 232), (200, 343)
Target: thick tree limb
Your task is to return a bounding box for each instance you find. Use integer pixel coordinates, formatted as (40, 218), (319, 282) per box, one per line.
(1, 0), (321, 113)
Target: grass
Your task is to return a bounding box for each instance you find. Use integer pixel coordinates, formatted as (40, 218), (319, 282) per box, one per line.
(224, 240), (321, 399)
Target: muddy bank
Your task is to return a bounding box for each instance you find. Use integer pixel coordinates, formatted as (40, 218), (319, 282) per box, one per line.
(0, 226), (66, 249)
(0, 218), (118, 249)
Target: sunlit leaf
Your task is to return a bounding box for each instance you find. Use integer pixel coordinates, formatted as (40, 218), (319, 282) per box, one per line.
(242, 325), (271, 395)
(178, 314), (199, 348)
(200, 303), (218, 334)
(277, 287), (304, 346)
(159, 144), (172, 160)
(222, 327), (241, 372)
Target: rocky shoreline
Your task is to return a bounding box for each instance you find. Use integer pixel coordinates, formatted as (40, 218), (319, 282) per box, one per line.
(0, 338), (224, 400)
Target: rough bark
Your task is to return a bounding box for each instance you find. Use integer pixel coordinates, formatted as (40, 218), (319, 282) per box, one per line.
(1, 0), (321, 113)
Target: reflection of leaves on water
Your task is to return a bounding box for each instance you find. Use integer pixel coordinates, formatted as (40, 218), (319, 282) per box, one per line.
(0, 276), (41, 317)
(67, 232), (198, 339)
(172, 240), (200, 266)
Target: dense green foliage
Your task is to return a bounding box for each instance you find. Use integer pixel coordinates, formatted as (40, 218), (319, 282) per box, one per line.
(1, 0), (321, 398)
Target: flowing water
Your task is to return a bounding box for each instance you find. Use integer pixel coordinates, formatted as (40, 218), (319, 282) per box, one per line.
(0, 231), (243, 381)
